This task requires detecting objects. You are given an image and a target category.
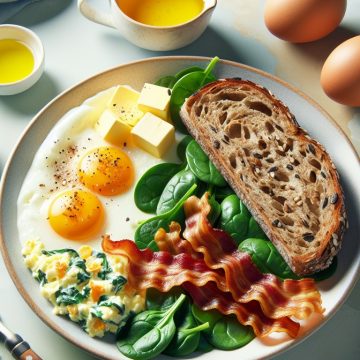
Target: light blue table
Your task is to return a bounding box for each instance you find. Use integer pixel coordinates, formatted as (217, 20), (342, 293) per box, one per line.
(1, 1), (359, 359)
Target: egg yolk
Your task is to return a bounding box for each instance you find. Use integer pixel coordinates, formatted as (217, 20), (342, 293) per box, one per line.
(77, 147), (134, 196)
(48, 190), (104, 240)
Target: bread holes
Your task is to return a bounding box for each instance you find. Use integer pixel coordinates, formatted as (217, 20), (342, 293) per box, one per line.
(204, 106), (209, 114)
(309, 170), (317, 183)
(265, 121), (275, 134)
(260, 185), (273, 195)
(243, 147), (250, 157)
(222, 92), (247, 102)
(245, 100), (272, 116)
(243, 126), (251, 139)
(228, 153), (237, 169)
(305, 197), (320, 216)
(219, 112), (228, 125)
(265, 157), (275, 163)
(298, 240), (309, 248)
(275, 170), (289, 182)
(271, 200), (284, 213)
(195, 105), (203, 117)
(299, 149), (307, 157)
(309, 158), (321, 170)
(284, 138), (294, 152)
(226, 122), (242, 139)
(275, 124), (284, 132)
(281, 216), (294, 227)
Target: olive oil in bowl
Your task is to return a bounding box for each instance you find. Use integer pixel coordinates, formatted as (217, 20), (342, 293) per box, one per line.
(117, 0), (204, 26)
(0, 39), (34, 84)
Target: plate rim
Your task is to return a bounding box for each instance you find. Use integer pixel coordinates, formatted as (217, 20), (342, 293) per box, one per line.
(1, 55), (359, 360)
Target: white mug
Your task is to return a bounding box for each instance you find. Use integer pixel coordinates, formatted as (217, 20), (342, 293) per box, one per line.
(77, 0), (217, 51)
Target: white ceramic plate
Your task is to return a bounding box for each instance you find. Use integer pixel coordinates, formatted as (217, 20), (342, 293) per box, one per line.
(1, 56), (359, 360)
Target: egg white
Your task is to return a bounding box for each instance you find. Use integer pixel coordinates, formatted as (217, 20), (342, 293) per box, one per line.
(17, 86), (179, 251)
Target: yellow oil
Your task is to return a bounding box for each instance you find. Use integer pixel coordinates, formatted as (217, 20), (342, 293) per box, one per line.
(117, 0), (204, 26)
(0, 39), (34, 84)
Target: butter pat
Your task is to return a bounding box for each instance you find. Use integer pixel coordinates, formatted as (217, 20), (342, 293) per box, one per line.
(138, 83), (171, 121)
(131, 113), (175, 158)
(95, 109), (131, 146)
(109, 85), (143, 126)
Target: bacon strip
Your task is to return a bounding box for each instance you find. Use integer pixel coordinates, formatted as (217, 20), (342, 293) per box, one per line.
(181, 194), (323, 320)
(102, 236), (299, 337)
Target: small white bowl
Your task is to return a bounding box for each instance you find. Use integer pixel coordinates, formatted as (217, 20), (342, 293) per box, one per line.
(0, 24), (45, 96)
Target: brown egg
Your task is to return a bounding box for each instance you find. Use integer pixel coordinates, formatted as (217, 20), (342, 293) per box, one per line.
(321, 36), (360, 106)
(264, 0), (347, 43)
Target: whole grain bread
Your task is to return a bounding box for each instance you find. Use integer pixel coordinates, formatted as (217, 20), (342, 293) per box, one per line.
(180, 78), (347, 276)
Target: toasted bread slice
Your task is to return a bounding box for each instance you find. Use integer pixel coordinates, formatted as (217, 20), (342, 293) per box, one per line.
(180, 79), (347, 276)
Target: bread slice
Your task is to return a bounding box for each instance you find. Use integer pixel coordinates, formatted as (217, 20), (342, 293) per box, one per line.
(180, 78), (347, 276)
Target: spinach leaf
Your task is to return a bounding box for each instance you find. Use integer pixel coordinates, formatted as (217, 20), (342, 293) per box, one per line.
(155, 75), (177, 88)
(164, 300), (209, 356)
(135, 184), (197, 251)
(176, 135), (193, 162)
(186, 140), (227, 187)
(197, 334), (213, 353)
(175, 66), (204, 80)
(170, 57), (219, 133)
(156, 169), (198, 215)
(207, 194), (221, 226)
(96, 252), (112, 280)
(134, 163), (181, 214)
(110, 275), (127, 294)
(239, 238), (298, 280)
(214, 185), (235, 201)
(35, 269), (47, 286)
(308, 257), (337, 281)
(146, 288), (182, 311)
(117, 294), (186, 360)
(55, 286), (90, 306)
(220, 194), (267, 245)
(134, 162), (181, 214)
(192, 305), (254, 350)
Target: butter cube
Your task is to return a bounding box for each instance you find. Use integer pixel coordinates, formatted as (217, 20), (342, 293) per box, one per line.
(137, 83), (171, 121)
(95, 109), (131, 146)
(131, 113), (175, 158)
(108, 85), (144, 126)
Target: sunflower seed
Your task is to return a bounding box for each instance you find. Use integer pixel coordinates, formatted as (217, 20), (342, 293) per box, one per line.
(330, 193), (338, 204)
(303, 233), (314, 242)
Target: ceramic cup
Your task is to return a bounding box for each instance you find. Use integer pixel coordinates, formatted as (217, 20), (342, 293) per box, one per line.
(77, 0), (217, 51)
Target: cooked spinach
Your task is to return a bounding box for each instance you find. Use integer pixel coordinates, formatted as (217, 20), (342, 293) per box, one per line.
(134, 163), (182, 214)
(164, 300), (209, 357)
(110, 274), (127, 294)
(117, 294), (186, 360)
(170, 57), (219, 133)
(35, 269), (47, 286)
(55, 285), (90, 306)
(42, 248), (79, 257)
(135, 184), (197, 251)
(220, 194), (267, 245)
(176, 135), (193, 162)
(156, 169), (198, 215)
(192, 305), (254, 350)
(186, 140), (227, 187)
(96, 252), (112, 280)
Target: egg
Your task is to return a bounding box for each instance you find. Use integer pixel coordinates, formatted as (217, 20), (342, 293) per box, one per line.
(17, 86), (178, 250)
(321, 36), (360, 106)
(264, 0), (347, 43)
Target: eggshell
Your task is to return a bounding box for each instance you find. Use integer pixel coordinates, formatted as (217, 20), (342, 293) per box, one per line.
(321, 36), (360, 106)
(264, 0), (347, 43)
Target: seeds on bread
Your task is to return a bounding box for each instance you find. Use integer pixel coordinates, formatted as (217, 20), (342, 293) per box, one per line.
(180, 78), (347, 276)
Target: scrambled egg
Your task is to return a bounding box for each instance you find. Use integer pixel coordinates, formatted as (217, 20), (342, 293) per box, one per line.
(22, 239), (145, 337)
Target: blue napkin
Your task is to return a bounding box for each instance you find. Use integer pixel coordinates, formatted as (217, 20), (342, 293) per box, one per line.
(0, 0), (40, 23)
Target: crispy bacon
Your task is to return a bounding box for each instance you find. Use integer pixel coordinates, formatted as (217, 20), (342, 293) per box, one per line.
(102, 235), (299, 337)
(181, 194), (323, 320)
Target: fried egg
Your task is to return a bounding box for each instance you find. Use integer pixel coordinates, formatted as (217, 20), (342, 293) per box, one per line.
(17, 86), (178, 250)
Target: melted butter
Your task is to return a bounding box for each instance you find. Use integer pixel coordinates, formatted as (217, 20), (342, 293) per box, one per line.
(118, 0), (204, 26)
(0, 39), (34, 84)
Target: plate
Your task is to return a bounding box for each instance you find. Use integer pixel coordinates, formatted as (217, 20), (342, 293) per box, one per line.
(1, 56), (360, 360)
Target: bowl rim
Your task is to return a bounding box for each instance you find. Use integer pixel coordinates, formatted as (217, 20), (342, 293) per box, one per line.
(0, 55), (359, 360)
(0, 24), (45, 88)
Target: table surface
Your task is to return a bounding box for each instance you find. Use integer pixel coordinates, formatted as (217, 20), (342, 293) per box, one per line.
(0, 1), (359, 359)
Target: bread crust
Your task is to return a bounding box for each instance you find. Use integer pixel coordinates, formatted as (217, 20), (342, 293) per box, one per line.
(180, 78), (347, 276)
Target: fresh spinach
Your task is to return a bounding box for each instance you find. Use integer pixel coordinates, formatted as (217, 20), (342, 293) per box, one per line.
(196, 334), (213, 353)
(155, 75), (177, 88)
(220, 194), (267, 245)
(146, 288), (182, 311)
(117, 294), (186, 360)
(186, 140), (227, 187)
(239, 238), (298, 280)
(55, 285), (90, 306)
(207, 194), (221, 225)
(214, 185), (235, 201)
(175, 66), (204, 80)
(164, 300), (209, 357)
(308, 257), (337, 281)
(176, 135), (193, 162)
(134, 163), (182, 214)
(170, 57), (219, 133)
(156, 169), (198, 215)
(135, 184), (197, 251)
(192, 305), (254, 350)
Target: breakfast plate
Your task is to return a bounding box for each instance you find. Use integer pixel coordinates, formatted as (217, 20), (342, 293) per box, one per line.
(1, 56), (359, 360)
